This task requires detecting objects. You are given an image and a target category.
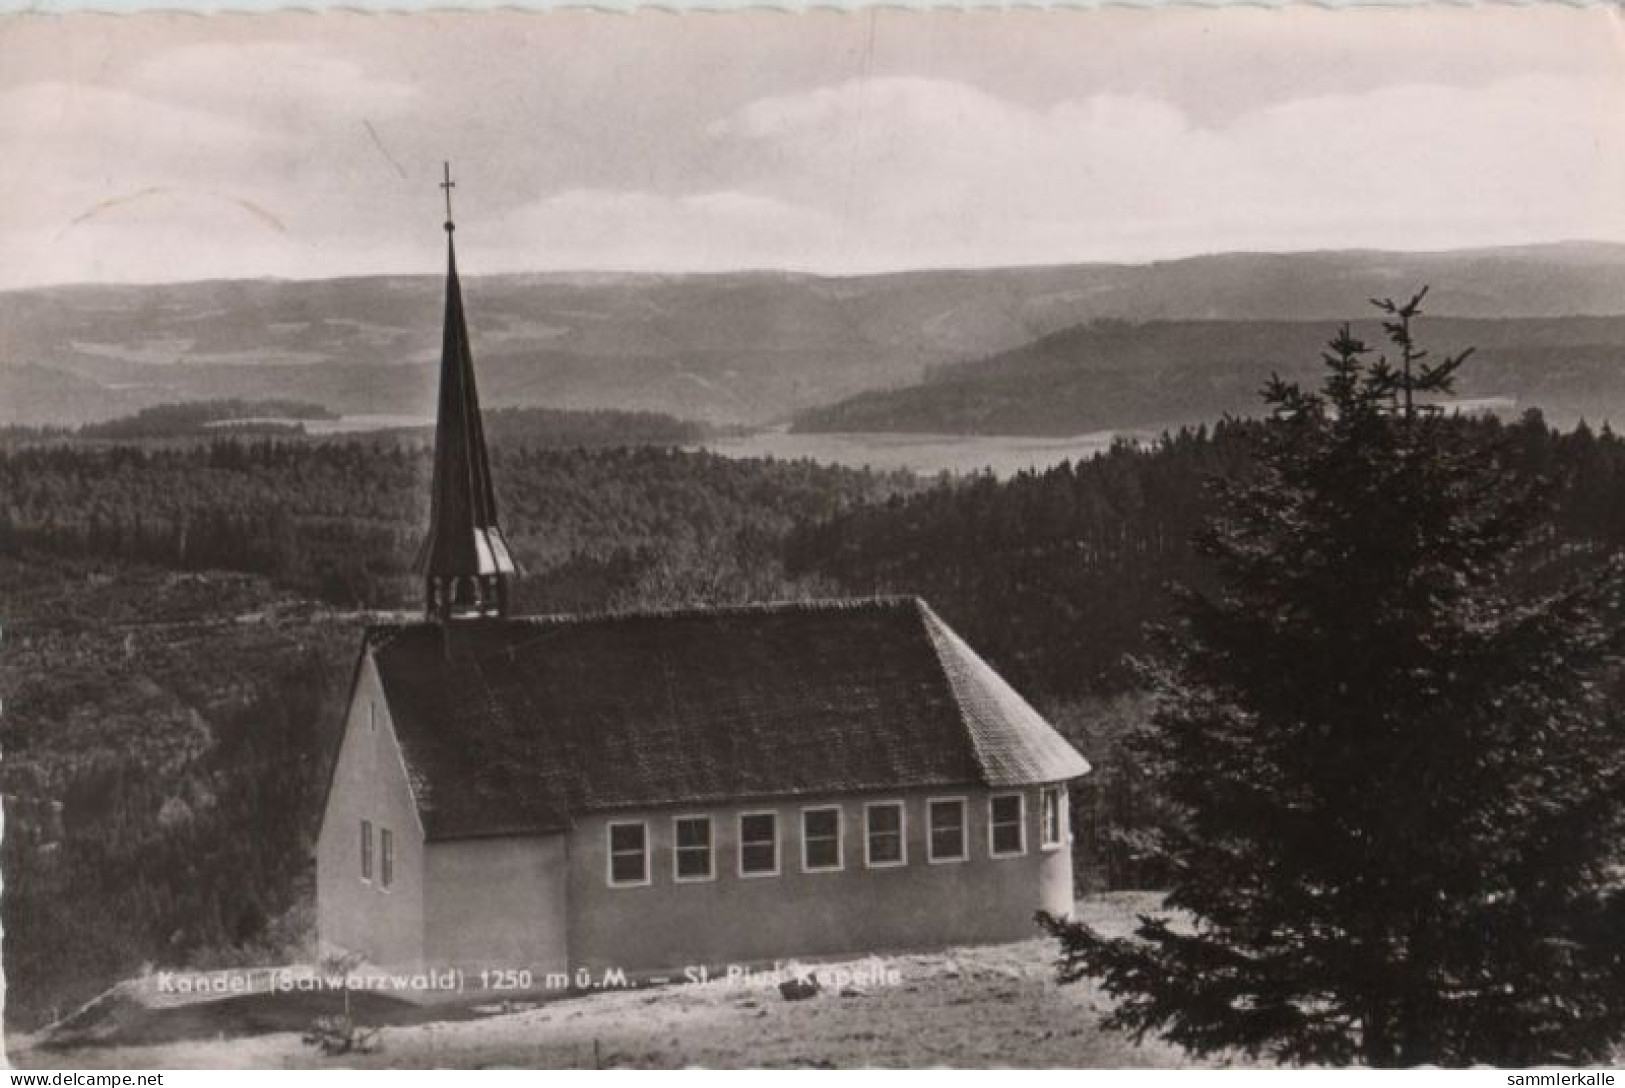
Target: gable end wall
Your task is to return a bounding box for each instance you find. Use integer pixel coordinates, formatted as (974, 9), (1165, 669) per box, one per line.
(316, 652), (427, 968)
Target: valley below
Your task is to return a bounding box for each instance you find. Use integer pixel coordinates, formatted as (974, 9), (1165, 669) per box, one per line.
(7, 243), (1625, 433)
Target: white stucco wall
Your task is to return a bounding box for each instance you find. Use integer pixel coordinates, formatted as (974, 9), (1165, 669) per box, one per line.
(424, 834), (570, 977)
(567, 783), (1074, 978)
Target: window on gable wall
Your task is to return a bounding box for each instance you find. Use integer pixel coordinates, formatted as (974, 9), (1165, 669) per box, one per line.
(360, 819), (373, 881)
(380, 827), (394, 888)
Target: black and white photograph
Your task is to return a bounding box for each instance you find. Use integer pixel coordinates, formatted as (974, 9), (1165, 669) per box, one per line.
(3, 2), (1625, 1071)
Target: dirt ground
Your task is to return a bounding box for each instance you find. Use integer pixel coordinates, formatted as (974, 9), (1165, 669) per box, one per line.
(8, 892), (1238, 1070)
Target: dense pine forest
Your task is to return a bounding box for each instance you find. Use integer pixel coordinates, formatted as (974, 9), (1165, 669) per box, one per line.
(0, 427), (895, 613)
(0, 434), (912, 1032)
(8, 408), (1625, 1031)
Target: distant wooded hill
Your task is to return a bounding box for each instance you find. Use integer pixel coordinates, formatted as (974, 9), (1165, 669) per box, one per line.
(5, 403), (711, 448)
(77, 399), (336, 439)
(793, 315), (1625, 436)
(5, 242), (1624, 427)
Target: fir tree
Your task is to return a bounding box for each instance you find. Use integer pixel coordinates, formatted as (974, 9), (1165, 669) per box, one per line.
(1042, 290), (1625, 1066)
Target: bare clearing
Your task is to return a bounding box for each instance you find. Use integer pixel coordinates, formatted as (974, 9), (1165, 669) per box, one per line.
(10, 892), (1233, 1069)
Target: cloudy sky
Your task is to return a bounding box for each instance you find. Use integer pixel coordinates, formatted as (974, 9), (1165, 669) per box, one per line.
(1, 7), (1622, 287)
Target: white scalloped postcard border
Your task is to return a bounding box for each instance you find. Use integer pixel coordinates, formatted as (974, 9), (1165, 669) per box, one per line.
(1, 0), (1616, 15)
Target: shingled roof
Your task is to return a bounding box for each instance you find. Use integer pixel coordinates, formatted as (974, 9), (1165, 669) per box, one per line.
(363, 596), (1090, 842)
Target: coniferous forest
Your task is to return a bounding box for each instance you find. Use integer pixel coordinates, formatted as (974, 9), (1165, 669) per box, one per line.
(9, 396), (1625, 1037)
(1043, 305), (1625, 1066)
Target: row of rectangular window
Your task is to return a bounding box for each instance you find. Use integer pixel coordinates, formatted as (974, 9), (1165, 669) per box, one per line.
(359, 819), (394, 889)
(607, 788), (1068, 888)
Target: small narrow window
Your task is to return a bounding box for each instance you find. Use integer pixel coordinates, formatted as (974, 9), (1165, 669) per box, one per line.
(1041, 786), (1066, 849)
(865, 802), (906, 867)
(928, 798), (967, 863)
(379, 827), (394, 889)
(360, 819), (373, 881)
(674, 816), (714, 882)
(740, 812), (779, 877)
(368, 702), (377, 733)
(608, 822), (649, 887)
(990, 794), (1026, 857)
(802, 807), (843, 872)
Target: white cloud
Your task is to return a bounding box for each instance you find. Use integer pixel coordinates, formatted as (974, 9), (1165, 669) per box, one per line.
(0, 13), (1621, 286)
(700, 72), (1625, 270)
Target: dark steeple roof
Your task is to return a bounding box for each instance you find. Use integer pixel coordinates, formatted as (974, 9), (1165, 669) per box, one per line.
(414, 166), (516, 617)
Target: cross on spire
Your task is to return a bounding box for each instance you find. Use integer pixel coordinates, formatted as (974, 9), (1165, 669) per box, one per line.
(440, 161), (456, 233)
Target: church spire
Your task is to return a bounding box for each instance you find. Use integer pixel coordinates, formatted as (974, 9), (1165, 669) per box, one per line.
(414, 163), (517, 621)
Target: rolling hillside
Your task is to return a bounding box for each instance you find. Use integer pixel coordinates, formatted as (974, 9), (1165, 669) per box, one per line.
(5, 243), (1625, 428)
(793, 315), (1625, 436)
